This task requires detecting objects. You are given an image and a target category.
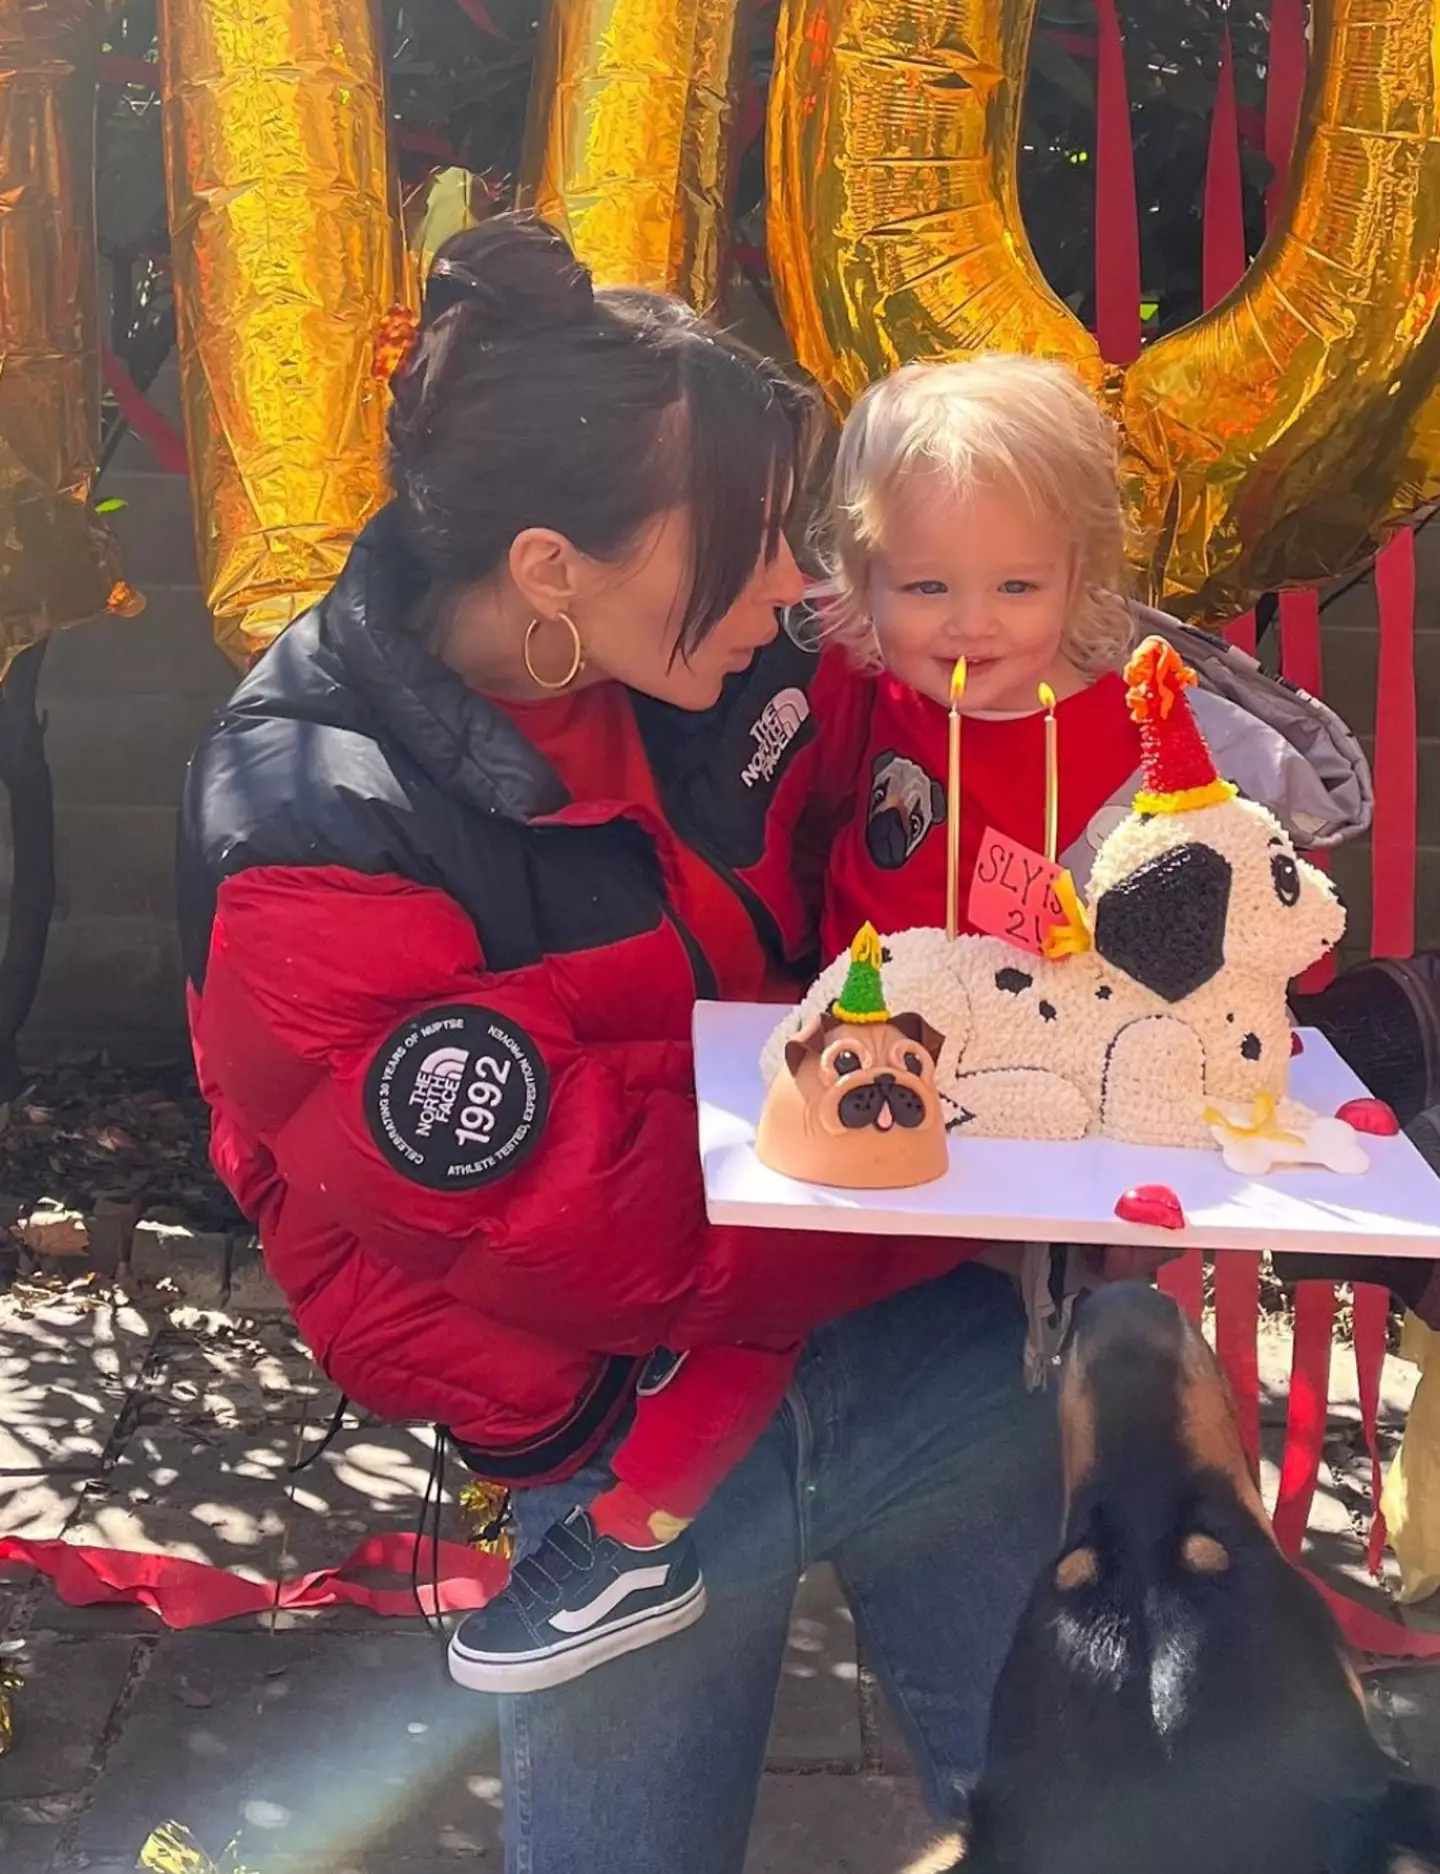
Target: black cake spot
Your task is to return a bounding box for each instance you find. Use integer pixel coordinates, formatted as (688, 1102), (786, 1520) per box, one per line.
(1241, 1032), (1262, 1061)
(1038, 1000), (1057, 1022)
(995, 968), (1033, 995)
(1096, 985), (1113, 1001)
(1093, 843), (1232, 1004)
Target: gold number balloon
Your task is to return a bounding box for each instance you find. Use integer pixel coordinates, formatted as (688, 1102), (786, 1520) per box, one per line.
(768, 0), (1103, 411)
(768, 0), (1440, 620)
(157, 0), (399, 667)
(520, 0), (758, 314)
(0, 0), (122, 681)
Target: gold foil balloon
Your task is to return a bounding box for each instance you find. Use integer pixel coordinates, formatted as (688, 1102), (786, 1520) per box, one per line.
(768, 0), (1103, 413)
(520, 0), (757, 313)
(157, 0), (399, 667)
(0, 0), (122, 680)
(768, 0), (1440, 622)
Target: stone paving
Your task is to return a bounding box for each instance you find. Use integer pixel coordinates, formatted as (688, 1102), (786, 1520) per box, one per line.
(1, 1277), (1437, 1874)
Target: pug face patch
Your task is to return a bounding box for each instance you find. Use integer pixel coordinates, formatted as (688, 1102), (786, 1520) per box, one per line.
(866, 751), (947, 869)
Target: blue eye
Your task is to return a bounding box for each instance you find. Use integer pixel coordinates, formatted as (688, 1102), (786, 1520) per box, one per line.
(999, 579), (1038, 595)
(903, 580), (947, 596)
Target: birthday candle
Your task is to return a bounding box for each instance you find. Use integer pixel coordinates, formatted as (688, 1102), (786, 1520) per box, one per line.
(946, 657), (967, 940)
(1039, 681), (1058, 864)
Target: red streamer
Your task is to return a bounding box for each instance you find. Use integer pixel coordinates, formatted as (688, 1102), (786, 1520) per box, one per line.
(1266, 0), (1309, 226)
(1371, 529), (1418, 959)
(1223, 614), (1258, 656)
(1091, 0), (1140, 366)
(0, 1531), (504, 1630)
(1203, 29), (1246, 311)
(1278, 587), (1324, 695)
(100, 344), (188, 475)
(1158, 1249), (1205, 1323)
(1272, 1282), (1336, 1560)
(451, 0), (505, 36)
(1214, 1251), (1261, 1470)
(1278, 589), (1337, 989)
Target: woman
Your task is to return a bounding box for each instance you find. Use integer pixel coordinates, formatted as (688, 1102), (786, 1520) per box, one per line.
(177, 215), (1061, 1872)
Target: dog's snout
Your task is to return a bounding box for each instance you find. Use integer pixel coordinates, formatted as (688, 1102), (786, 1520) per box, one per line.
(865, 808), (910, 870)
(874, 1072), (896, 1093)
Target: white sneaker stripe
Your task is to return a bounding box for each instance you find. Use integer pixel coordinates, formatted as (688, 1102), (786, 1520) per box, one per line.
(546, 1563), (672, 1634)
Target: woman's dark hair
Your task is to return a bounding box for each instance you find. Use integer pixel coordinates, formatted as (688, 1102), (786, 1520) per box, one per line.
(388, 214), (816, 653)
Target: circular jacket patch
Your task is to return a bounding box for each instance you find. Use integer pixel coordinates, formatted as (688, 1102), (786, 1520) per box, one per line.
(364, 1005), (550, 1192)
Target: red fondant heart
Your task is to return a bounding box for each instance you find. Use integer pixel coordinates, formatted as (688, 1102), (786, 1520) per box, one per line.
(1114, 1184), (1187, 1231)
(1290, 1030), (1304, 1056)
(1335, 1097), (1400, 1137)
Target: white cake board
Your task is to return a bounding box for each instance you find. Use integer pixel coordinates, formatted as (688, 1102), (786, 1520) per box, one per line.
(695, 1003), (1440, 1258)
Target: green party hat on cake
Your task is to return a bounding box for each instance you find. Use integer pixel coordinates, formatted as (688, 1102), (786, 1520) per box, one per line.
(830, 923), (890, 1025)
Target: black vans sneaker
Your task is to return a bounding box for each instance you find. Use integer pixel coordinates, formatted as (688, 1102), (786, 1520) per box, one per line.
(447, 1507), (706, 1694)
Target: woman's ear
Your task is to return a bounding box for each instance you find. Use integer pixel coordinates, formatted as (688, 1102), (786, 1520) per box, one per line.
(508, 527), (583, 618)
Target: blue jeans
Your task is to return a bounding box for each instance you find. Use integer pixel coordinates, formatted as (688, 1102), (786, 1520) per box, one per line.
(499, 1262), (1061, 1874)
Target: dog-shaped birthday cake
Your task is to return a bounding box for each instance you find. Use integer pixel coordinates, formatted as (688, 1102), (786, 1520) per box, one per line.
(762, 638), (1356, 1172)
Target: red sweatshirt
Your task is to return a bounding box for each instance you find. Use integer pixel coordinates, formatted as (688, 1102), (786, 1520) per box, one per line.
(818, 659), (1143, 959)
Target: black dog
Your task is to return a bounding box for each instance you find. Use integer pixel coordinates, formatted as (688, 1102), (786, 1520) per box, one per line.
(959, 1283), (1440, 1874)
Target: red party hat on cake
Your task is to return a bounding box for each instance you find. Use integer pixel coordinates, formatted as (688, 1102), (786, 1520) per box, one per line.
(1124, 636), (1237, 815)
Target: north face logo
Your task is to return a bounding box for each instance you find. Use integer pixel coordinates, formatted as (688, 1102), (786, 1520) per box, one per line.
(741, 687), (810, 788)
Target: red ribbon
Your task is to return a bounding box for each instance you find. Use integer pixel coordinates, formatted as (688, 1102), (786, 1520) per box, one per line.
(1279, 588), (1337, 990)
(0, 1532), (504, 1631)
(1158, 1250), (1205, 1324)
(451, 0), (505, 36)
(1279, 587), (1324, 696)
(1371, 529), (1418, 959)
(1272, 1281), (1336, 1559)
(1203, 29), (1246, 312)
(1092, 0), (1140, 366)
(100, 344), (188, 475)
(1223, 615), (1258, 656)
(1266, 0), (1309, 227)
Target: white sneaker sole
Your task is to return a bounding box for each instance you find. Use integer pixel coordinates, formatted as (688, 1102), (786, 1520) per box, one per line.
(447, 1579), (707, 1694)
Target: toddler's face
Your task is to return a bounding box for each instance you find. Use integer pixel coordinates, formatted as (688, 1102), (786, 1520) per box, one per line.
(866, 477), (1084, 713)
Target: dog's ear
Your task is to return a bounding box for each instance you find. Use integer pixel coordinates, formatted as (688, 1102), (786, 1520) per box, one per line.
(784, 1010), (839, 1077)
(891, 1010), (945, 1063)
(930, 778), (947, 825)
(1093, 841), (1233, 1004)
(871, 748), (898, 781)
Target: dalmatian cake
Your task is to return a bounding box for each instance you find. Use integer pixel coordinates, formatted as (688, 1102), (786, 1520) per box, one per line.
(762, 637), (1367, 1179)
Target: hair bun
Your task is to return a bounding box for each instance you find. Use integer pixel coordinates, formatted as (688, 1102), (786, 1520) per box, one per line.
(423, 215), (595, 335)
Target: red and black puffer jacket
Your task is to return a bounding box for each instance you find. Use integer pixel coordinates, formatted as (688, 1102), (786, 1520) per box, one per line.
(178, 508), (963, 1481)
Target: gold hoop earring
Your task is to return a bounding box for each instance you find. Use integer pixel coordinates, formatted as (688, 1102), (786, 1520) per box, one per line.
(523, 612), (585, 692)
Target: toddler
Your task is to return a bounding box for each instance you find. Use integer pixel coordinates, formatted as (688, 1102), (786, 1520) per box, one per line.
(812, 354), (1145, 958)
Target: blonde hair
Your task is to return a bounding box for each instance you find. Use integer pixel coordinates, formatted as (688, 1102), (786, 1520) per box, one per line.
(820, 355), (1135, 677)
